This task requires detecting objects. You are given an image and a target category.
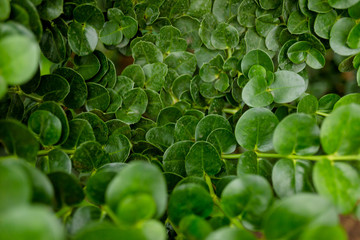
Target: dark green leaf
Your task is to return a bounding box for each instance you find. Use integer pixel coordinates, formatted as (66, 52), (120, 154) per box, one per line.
(37, 0), (63, 20)
(330, 18), (360, 56)
(62, 119), (95, 149)
(76, 112), (108, 144)
(132, 41), (163, 66)
(195, 114), (232, 141)
(73, 4), (104, 30)
(163, 140), (194, 176)
(68, 22), (98, 56)
(35, 74), (70, 102)
(115, 88), (148, 124)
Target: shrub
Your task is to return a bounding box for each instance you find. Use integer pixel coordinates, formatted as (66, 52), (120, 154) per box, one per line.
(0, 0), (360, 239)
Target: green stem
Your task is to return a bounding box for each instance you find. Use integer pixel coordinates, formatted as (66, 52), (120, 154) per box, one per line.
(37, 149), (76, 156)
(102, 205), (122, 227)
(204, 174), (244, 229)
(222, 152), (360, 161)
(315, 111), (329, 117)
(227, 48), (232, 58)
(223, 108), (240, 115)
(278, 103), (330, 117)
(8, 89), (43, 102)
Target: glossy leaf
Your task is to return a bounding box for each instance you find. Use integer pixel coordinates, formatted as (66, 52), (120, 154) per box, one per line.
(330, 18), (360, 56)
(270, 70), (306, 103)
(163, 140), (193, 176)
(132, 41), (163, 66)
(185, 141), (222, 177)
(195, 114), (232, 141)
(68, 22), (98, 56)
(235, 108), (279, 152)
(115, 88), (148, 124)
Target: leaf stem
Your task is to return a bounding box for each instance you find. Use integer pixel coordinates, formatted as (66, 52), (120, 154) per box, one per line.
(102, 205), (122, 227)
(223, 108), (240, 114)
(204, 174), (244, 229)
(37, 149), (76, 156)
(222, 152), (360, 161)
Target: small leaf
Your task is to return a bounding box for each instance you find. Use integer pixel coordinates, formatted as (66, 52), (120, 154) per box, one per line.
(62, 119), (95, 149)
(0, 119), (39, 162)
(35, 74), (70, 102)
(143, 62), (168, 91)
(76, 112), (108, 144)
(206, 227), (257, 240)
(321, 104), (360, 155)
(314, 159), (360, 214)
(115, 88), (148, 124)
(68, 22), (98, 56)
(330, 18), (360, 56)
(168, 183), (213, 226)
(132, 41), (163, 66)
(235, 108), (279, 152)
(272, 159), (313, 198)
(207, 128), (237, 154)
(100, 21), (123, 46)
(237, 151), (273, 181)
(287, 11), (309, 35)
(328, 0), (359, 9)
(264, 194), (339, 240)
(242, 77), (274, 108)
(37, 0), (63, 20)
(308, 0), (332, 13)
(164, 51), (197, 76)
(73, 4), (104, 30)
(221, 175), (273, 229)
(211, 22), (239, 50)
(241, 50), (274, 77)
(273, 113), (320, 155)
(237, 0), (257, 27)
(297, 94), (319, 114)
(85, 83), (110, 112)
(121, 64), (145, 88)
(163, 140), (194, 176)
(145, 124), (175, 151)
(174, 115), (199, 141)
(270, 70), (306, 103)
(185, 141), (222, 176)
(28, 110), (62, 146)
(314, 10), (337, 39)
(74, 54), (101, 80)
(347, 23), (360, 49)
(104, 134), (131, 162)
(195, 114), (232, 141)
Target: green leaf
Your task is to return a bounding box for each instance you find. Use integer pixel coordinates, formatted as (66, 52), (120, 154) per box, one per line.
(213, 0), (242, 22)
(40, 26), (67, 63)
(115, 88), (148, 124)
(207, 128), (237, 154)
(272, 158), (313, 198)
(157, 25), (187, 53)
(73, 4), (105, 30)
(157, 106), (182, 126)
(195, 114), (232, 141)
(53, 68), (87, 109)
(163, 140), (194, 176)
(76, 112), (108, 144)
(299, 226), (348, 240)
(172, 74), (192, 99)
(270, 70), (306, 103)
(72, 141), (110, 172)
(100, 21), (123, 46)
(164, 51), (197, 76)
(121, 64), (145, 88)
(308, 0), (332, 13)
(37, 0), (63, 20)
(298, 94), (318, 114)
(287, 41), (312, 64)
(349, 1), (360, 19)
(264, 194), (339, 240)
(0, 161), (31, 211)
(168, 183), (213, 226)
(185, 141), (222, 176)
(143, 89), (162, 120)
(143, 62), (168, 91)
(145, 124), (175, 151)
(68, 22), (98, 56)
(74, 54), (101, 80)
(235, 108), (279, 152)
(273, 113), (320, 155)
(237, 151), (273, 181)
(104, 134), (131, 162)
(347, 23), (360, 49)
(314, 10), (337, 39)
(0, 205), (64, 240)
(211, 23), (239, 50)
(333, 93), (360, 109)
(132, 41), (163, 66)
(114, 76), (134, 96)
(62, 119), (96, 149)
(106, 162), (167, 218)
(35, 74), (70, 101)
(48, 172), (84, 208)
(321, 104), (360, 155)
(278, 40), (307, 72)
(174, 115), (199, 141)
(0, 35), (40, 85)
(237, 0), (257, 27)
(314, 159), (360, 214)
(173, 16), (202, 50)
(37, 101), (69, 145)
(328, 0), (360, 9)
(0, 119), (39, 162)
(221, 174), (273, 229)
(0, 0), (10, 21)
(287, 11), (309, 35)
(28, 110), (62, 146)
(242, 76), (274, 108)
(199, 14), (218, 49)
(206, 227), (257, 240)
(47, 149), (72, 174)
(67, 206), (102, 235)
(241, 50), (274, 77)
(0, 76), (7, 100)
(306, 48), (325, 69)
(330, 18), (360, 56)
(85, 83), (110, 111)
(187, 0), (212, 18)
(86, 163), (126, 205)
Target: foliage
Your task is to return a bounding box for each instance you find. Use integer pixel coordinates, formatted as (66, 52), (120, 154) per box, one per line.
(1, 0), (360, 239)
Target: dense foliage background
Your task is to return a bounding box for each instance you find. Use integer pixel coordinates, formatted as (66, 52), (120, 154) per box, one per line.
(1, 0), (360, 239)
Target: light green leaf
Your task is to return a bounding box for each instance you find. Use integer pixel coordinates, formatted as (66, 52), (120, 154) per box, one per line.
(270, 70), (306, 103)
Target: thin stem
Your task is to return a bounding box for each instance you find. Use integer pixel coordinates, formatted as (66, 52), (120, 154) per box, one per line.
(102, 205), (122, 227)
(223, 108), (240, 115)
(227, 48), (232, 58)
(315, 111), (329, 117)
(278, 103), (330, 117)
(204, 174), (244, 229)
(222, 152), (360, 161)
(37, 149), (75, 157)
